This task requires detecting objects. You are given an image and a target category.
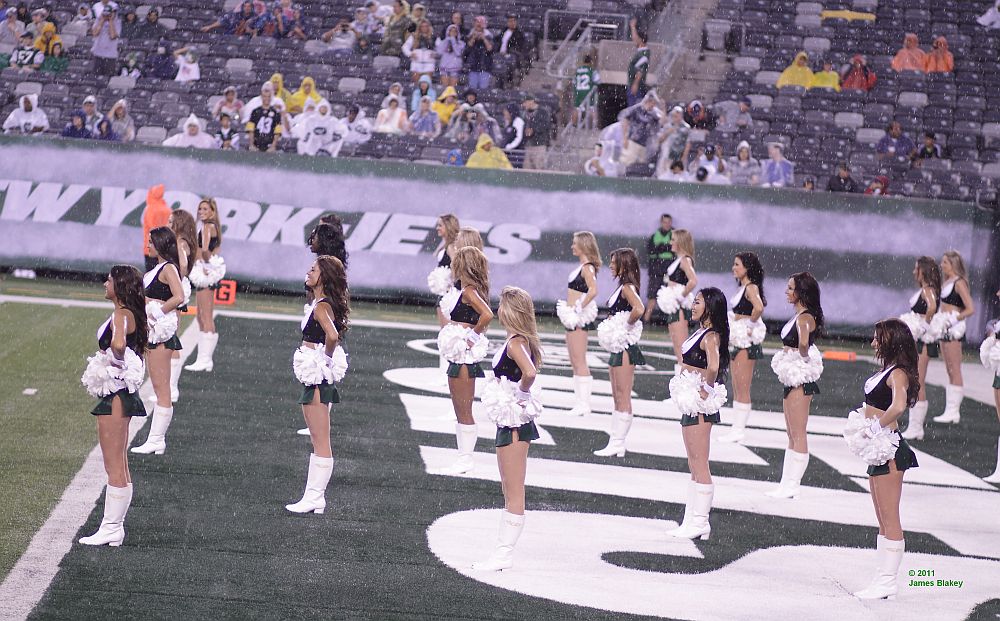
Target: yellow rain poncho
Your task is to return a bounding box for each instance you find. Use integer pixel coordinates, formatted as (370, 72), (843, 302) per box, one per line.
(776, 52), (814, 89)
(286, 77), (322, 114)
(465, 134), (512, 170)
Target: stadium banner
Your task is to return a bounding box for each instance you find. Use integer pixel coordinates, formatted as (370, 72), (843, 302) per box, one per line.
(1, 137), (996, 334)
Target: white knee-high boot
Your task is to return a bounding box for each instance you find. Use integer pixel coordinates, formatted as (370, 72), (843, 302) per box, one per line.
(984, 437), (1000, 483)
(594, 410), (633, 457)
(719, 401), (751, 443)
(79, 483), (133, 546)
(131, 405), (173, 455)
(933, 385), (963, 423)
(667, 481), (713, 540)
(437, 423), (478, 474)
(169, 357), (183, 403)
(854, 536), (905, 600)
(185, 332), (219, 372)
(286, 453), (335, 514)
(472, 510), (525, 571)
(901, 400), (928, 440)
(765, 449), (809, 498)
(568, 375), (593, 416)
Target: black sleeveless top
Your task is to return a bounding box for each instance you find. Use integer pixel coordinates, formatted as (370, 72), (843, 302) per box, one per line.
(98, 314), (140, 352)
(568, 263), (596, 294)
(492, 337), (525, 382)
(910, 289), (929, 314)
(144, 263), (174, 302)
(450, 281), (481, 325)
(437, 248), (451, 268)
(198, 228), (220, 252)
(301, 298), (329, 344)
(864, 365), (896, 411)
(682, 327), (714, 369)
(667, 256), (689, 286)
(732, 285), (754, 316)
(780, 312), (817, 347)
(607, 284), (635, 314)
(940, 279), (966, 310)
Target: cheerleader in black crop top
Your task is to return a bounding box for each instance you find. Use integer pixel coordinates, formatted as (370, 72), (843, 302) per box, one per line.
(660, 231), (697, 378)
(902, 257), (940, 441)
(186, 199), (223, 374)
(723, 252), (767, 444)
(563, 232), (603, 417)
(933, 252), (975, 425)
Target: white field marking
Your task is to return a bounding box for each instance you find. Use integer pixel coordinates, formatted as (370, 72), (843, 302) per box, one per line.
(428, 509), (1000, 621)
(0, 319), (199, 621)
(419, 446), (1000, 559)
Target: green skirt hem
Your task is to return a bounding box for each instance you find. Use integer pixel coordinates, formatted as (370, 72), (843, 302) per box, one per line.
(608, 344), (645, 367)
(300, 383), (340, 405)
(918, 342), (940, 358)
(680, 412), (721, 426)
(564, 321), (598, 332)
(91, 389), (147, 417)
(150, 334), (182, 351)
(495, 421), (540, 447)
(994, 375), (1000, 390)
(447, 362), (486, 378)
(731, 343), (764, 360)
(868, 436), (919, 476)
(783, 381), (820, 399)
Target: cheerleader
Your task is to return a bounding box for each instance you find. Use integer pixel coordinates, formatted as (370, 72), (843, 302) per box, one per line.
(667, 287), (730, 540)
(983, 291), (1000, 484)
(931, 250), (975, 424)
(720, 252), (766, 444)
(185, 198), (224, 373)
(472, 286), (543, 571)
(168, 209), (198, 403)
(851, 319), (919, 599)
(900, 256), (940, 440)
(430, 214), (460, 328)
(131, 227), (184, 456)
(79, 266), (148, 546)
(437, 246), (494, 474)
(594, 248), (645, 457)
(661, 230), (697, 374)
(767, 272), (823, 498)
(561, 231), (602, 416)
(286, 255), (350, 514)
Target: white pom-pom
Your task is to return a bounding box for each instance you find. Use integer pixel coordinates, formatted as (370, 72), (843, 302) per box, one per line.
(438, 286), (461, 319)
(980, 334), (1000, 373)
(427, 266), (453, 297)
(293, 346), (334, 386)
(181, 277), (192, 307)
(656, 283), (682, 314)
(728, 313), (767, 350)
(481, 377), (543, 428)
(189, 255), (226, 288)
(556, 299), (599, 330)
(668, 369), (728, 416)
(597, 312), (643, 354)
(921, 314), (943, 343)
(898, 311), (927, 341)
(842, 407), (900, 466)
(437, 323), (489, 364)
(328, 346), (349, 382)
(929, 311), (964, 341)
(146, 300), (178, 345)
(770, 345), (824, 387)
(81, 348), (145, 398)
(118, 348), (144, 393)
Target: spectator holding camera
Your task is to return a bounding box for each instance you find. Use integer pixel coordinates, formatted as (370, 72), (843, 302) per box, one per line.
(436, 23), (465, 88)
(463, 16), (493, 90)
(402, 18), (436, 82)
(322, 18), (358, 51)
(90, 3), (121, 76)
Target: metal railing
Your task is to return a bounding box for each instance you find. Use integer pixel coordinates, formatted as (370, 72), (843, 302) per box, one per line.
(543, 10), (629, 67)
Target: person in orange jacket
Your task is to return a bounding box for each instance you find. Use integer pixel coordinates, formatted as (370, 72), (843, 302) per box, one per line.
(142, 184), (171, 270)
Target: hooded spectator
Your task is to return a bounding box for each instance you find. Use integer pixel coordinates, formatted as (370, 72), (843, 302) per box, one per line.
(760, 142), (794, 187)
(81, 95), (103, 133)
(40, 40), (67, 73)
(61, 109), (92, 138)
(584, 140), (619, 177)
(713, 96), (752, 132)
(3, 94), (48, 134)
(409, 74), (436, 113)
(10, 31), (42, 71)
(776, 51), (814, 89)
(801, 176), (816, 191)
(95, 117), (120, 141)
(465, 133), (512, 170)
(142, 184), (170, 268)
(108, 98), (135, 141)
(499, 102), (524, 151)
(444, 148), (464, 166)
(924, 36), (954, 73)
(656, 106), (691, 176)
(269, 72), (292, 102)
(683, 99), (716, 130)
(726, 140), (761, 186)
(658, 159), (688, 182)
(173, 47), (200, 83)
(163, 114), (217, 148)
(402, 18), (435, 81)
(33, 21), (60, 54)
(876, 121), (916, 160)
(73, 3), (94, 27)
(864, 175), (890, 196)
(1, 8), (26, 46)
(891, 33), (926, 72)
(619, 91), (663, 166)
(287, 76), (321, 114)
(119, 6), (138, 38)
(298, 99), (348, 157)
(380, 0), (411, 56)
(145, 41), (176, 79)
(432, 85), (458, 124)
(810, 59), (840, 91)
(408, 95), (440, 138)
(344, 103), (373, 144)
(463, 15), (494, 89)
(826, 162), (860, 193)
(212, 86), (244, 121)
(435, 23), (465, 88)
(381, 81), (404, 109)
(136, 6), (166, 38)
(291, 97), (318, 139)
(841, 54), (877, 91)
(978, 1), (1000, 28)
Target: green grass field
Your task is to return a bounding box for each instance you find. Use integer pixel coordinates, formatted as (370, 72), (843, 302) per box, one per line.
(2, 277), (1000, 620)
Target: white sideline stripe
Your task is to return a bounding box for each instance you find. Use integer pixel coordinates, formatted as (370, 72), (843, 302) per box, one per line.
(0, 319), (199, 621)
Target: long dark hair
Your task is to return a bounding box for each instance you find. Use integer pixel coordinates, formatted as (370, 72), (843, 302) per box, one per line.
(791, 271), (824, 335)
(170, 210), (198, 277)
(110, 264), (148, 357)
(309, 222), (349, 268)
(698, 287), (730, 378)
(874, 318), (920, 407)
(916, 255), (941, 300)
(149, 226), (180, 271)
(315, 255), (350, 335)
(736, 251), (766, 307)
(610, 248), (641, 291)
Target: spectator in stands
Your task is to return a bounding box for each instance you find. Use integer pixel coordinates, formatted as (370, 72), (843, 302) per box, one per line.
(826, 162), (860, 193)
(95, 118), (120, 141)
(496, 14), (528, 88)
(374, 94), (408, 134)
(402, 18), (435, 82)
(658, 159), (687, 182)
(350, 6), (377, 37)
(876, 121), (916, 160)
(3, 94), (48, 134)
(201, 1), (256, 36)
(776, 51), (814, 89)
(462, 88), (478, 107)
(72, 3), (94, 30)
(322, 18), (357, 51)
(61, 110), (92, 138)
(164, 114), (217, 148)
(655, 106), (691, 177)
(584, 141), (619, 177)
(25, 7), (45, 37)
(355, 35), (372, 56)
(760, 142), (794, 187)
(841, 54), (877, 91)
(119, 51), (141, 78)
(683, 100), (716, 130)
(864, 175), (890, 196)
(408, 3), (426, 32)
(81, 95), (103, 133)
(145, 42), (175, 79)
(381, 81), (404, 108)
(801, 176), (816, 191)
(214, 111), (240, 149)
(90, 3), (120, 76)
(287, 5), (308, 40)
(344, 104), (373, 145)
(619, 91), (662, 167)
(810, 59), (840, 91)
(136, 7), (166, 39)
(39, 40), (66, 72)
(287, 76), (321, 114)
(571, 54), (599, 126)
(463, 16), (494, 89)
(244, 82), (285, 119)
(913, 131), (942, 163)
(10, 31), (42, 71)
(173, 47), (200, 83)
(108, 99), (135, 141)
(252, 2), (287, 39)
(440, 11), (464, 38)
(522, 94), (552, 170)
(13, 4), (30, 27)
(924, 36), (954, 73)
(436, 23), (465, 88)
(32, 21), (59, 54)
(444, 148), (464, 166)
(290, 97), (317, 139)
(92, 0), (117, 21)
(1, 8), (25, 46)
(298, 100), (347, 157)
(444, 103), (497, 142)
(466, 133), (512, 170)
(119, 6), (137, 38)
(366, 0), (392, 24)
(688, 144), (725, 176)
(410, 74), (435, 112)
(626, 28), (649, 107)
(270, 72), (292, 103)
(432, 86), (458, 124)
(380, 0), (411, 56)
(408, 95), (440, 138)
(978, 1), (1000, 28)
(727, 141), (761, 186)
(246, 88), (282, 151)
(713, 96), (752, 133)
(499, 102), (524, 152)
(212, 86), (244, 121)
(891, 33), (926, 72)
